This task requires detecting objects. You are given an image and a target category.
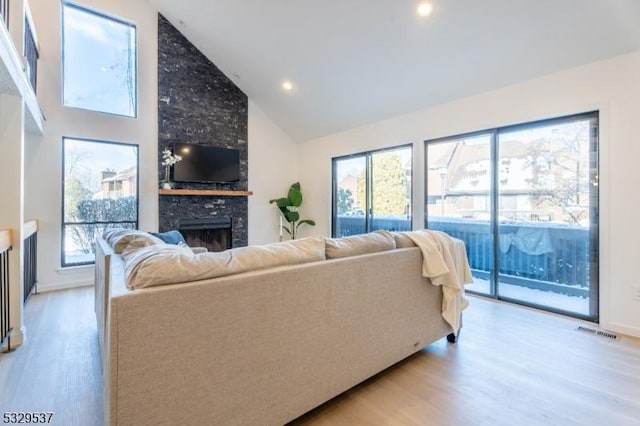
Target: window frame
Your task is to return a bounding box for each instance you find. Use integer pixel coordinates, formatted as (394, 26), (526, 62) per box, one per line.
(61, 137), (140, 268)
(61, 0), (138, 118)
(331, 143), (413, 237)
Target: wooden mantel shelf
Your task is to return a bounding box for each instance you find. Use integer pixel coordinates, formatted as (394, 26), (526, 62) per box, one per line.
(158, 189), (253, 197)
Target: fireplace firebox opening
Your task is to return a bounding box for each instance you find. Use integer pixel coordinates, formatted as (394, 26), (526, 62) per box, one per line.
(178, 217), (232, 253)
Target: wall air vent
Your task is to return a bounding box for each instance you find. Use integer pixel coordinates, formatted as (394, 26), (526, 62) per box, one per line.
(576, 326), (619, 340)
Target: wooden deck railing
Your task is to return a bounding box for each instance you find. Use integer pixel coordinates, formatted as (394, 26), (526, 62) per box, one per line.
(336, 216), (591, 296)
(1, 229), (12, 352)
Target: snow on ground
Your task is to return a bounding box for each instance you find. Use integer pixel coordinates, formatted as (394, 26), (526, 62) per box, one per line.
(466, 277), (589, 315)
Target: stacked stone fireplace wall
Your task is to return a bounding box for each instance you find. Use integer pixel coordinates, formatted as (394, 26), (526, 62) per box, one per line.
(158, 14), (249, 248)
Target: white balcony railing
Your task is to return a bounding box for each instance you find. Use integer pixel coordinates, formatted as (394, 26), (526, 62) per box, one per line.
(24, 5), (38, 93)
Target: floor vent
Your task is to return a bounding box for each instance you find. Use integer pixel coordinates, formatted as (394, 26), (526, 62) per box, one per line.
(576, 326), (618, 340)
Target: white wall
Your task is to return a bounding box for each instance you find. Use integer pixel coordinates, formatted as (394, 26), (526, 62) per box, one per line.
(248, 100), (299, 245)
(25, 0), (159, 291)
(297, 51), (640, 338)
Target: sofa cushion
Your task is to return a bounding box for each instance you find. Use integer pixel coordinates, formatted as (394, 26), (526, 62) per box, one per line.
(325, 230), (396, 259)
(122, 236), (327, 289)
(103, 229), (164, 254)
(149, 230), (187, 245)
(393, 232), (417, 248)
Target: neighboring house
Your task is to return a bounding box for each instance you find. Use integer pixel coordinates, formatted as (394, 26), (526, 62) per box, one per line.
(428, 138), (587, 224)
(96, 167), (137, 199)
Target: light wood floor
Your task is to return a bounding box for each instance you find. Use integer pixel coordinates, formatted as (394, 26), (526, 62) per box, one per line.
(1, 288), (639, 426)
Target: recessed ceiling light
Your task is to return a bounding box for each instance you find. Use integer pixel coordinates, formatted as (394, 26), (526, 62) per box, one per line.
(282, 81), (294, 92)
(417, 2), (433, 17)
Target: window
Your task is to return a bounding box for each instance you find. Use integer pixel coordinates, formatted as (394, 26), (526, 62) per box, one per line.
(62, 2), (137, 117)
(332, 145), (412, 237)
(62, 138), (138, 267)
(425, 112), (599, 321)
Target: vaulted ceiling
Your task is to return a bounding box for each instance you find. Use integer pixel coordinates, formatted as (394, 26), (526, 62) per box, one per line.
(149, 0), (640, 142)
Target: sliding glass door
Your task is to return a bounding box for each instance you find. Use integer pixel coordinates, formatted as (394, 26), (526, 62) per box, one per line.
(334, 155), (367, 237)
(425, 133), (494, 296)
(333, 145), (412, 237)
(426, 113), (599, 320)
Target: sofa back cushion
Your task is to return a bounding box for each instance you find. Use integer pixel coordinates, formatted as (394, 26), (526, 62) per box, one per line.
(122, 236), (327, 289)
(325, 230), (396, 259)
(103, 229), (164, 254)
(393, 232), (418, 248)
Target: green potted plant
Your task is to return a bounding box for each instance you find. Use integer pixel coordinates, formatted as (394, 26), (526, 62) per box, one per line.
(270, 182), (315, 240)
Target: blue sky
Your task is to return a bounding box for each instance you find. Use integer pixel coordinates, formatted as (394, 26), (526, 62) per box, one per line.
(63, 3), (136, 117)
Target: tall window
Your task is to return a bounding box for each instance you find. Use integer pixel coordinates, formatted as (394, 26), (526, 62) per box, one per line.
(62, 138), (138, 267)
(425, 112), (599, 321)
(62, 2), (137, 117)
(333, 145), (412, 237)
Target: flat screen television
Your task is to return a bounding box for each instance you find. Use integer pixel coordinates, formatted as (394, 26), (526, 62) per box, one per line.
(172, 143), (240, 183)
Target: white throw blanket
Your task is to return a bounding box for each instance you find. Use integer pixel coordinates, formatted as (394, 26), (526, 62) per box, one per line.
(400, 230), (473, 334)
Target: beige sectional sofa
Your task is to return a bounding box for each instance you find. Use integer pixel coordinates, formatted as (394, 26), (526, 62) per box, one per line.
(95, 230), (469, 426)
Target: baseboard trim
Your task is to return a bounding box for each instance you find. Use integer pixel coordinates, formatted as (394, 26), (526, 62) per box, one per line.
(37, 280), (94, 293)
(1, 325), (26, 352)
(600, 321), (640, 339)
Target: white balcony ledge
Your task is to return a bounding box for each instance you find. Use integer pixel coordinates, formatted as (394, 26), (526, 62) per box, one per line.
(0, 19), (44, 134)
